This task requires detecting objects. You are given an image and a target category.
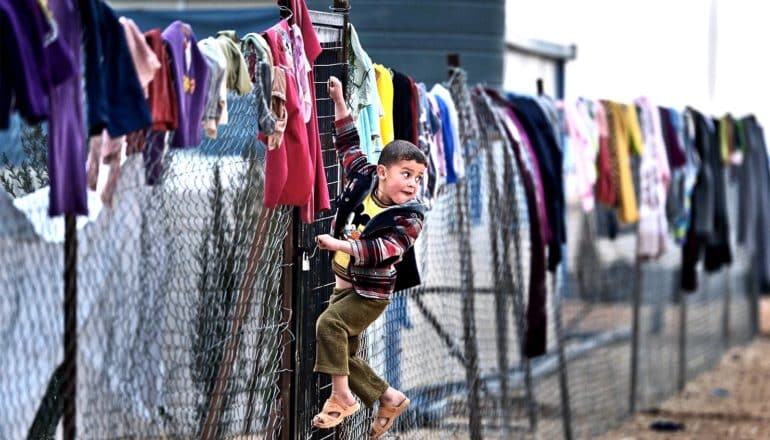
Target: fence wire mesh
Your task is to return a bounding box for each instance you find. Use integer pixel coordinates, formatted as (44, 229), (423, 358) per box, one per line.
(559, 164), (755, 439)
(2, 90), (291, 439)
(296, 74), (758, 440)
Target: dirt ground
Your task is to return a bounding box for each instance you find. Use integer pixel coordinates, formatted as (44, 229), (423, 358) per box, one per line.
(596, 299), (770, 440)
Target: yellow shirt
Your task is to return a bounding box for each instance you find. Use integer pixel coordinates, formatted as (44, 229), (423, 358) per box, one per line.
(374, 64), (394, 146)
(333, 192), (390, 279)
(625, 103), (643, 155)
(605, 101), (640, 224)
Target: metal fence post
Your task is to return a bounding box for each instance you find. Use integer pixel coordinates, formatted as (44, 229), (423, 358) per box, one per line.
(280, 214), (296, 440)
(629, 259), (642, 413)
(749, 255), (760, 337)
(553, 270), (573, 440)
(451, 70), (481, 436)
(459, 179), (483, 440)
(677, 285), (688, 392)
(722, 268), (731, 348)
(63, 214), (77, 440)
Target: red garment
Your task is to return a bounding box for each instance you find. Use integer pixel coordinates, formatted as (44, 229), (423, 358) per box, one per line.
(261, 21), (313, 208)
(127, 29), (178, 155)
(283, 0), (330, 222)
(144, 29), (178, 131)
(595, 103), (617, 206)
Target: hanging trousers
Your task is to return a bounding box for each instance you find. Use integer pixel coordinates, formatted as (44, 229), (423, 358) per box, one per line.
(314, 288), (390, 407)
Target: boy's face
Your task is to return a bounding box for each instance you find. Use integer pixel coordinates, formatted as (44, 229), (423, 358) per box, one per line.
(376, 160), (426, 205)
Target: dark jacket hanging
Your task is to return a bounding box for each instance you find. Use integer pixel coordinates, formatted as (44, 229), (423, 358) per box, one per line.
(494, 94), (548, 357)
(391, 70), (418, 145)
(737, 115), (770, 291)
(80, 0), (152, 137)
(681, 108), (732, 291)
(505, 93), (565, 271)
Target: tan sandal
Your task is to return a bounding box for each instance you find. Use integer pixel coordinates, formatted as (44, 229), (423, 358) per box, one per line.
(312, 394), (360, 429)
(369, 398), (410, 439)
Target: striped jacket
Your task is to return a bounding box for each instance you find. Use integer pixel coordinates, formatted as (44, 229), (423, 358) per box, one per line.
(331, 115), (425, 300)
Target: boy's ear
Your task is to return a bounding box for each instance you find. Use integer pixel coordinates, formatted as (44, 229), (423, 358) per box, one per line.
(376, 164), (387, 179)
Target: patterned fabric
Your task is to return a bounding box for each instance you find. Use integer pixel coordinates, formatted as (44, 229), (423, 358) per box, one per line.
(635, 97), (670, 259)
(670, 108), (699, 244)
(447, 68), (484, 224)
(267, 67), (287, 150)
(241, 33), (276, 135)
(564, 98), (599, 212)
(289, 24), (313, 122)
(447, 67), (480, 152)
(333, 115), (371, 177)
(333, 192), (389, 279)
(416, 83), (442, 206)
(332, 115), (425, 300)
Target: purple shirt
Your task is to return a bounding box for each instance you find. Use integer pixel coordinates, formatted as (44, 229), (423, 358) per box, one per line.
(48, 0), (87, 216)
(0, 0), (74, 129)
(162, 21), (210, 148)
(659, 107), (687, 169)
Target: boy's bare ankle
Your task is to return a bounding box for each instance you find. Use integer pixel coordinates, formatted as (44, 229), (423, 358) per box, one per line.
(379, 387), (406, 406)
(331, 390), (356, 406)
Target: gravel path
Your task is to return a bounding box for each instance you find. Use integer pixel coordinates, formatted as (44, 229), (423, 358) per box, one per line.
(597, 335), (770, 439)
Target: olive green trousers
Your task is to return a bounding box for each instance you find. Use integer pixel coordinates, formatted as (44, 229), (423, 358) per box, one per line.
(314, 288), (390, 407)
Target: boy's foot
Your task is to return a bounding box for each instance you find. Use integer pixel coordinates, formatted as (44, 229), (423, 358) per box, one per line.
(378, 388), (406, 407)
(369, 397), (410, 439)
(312, 392), (359, 429)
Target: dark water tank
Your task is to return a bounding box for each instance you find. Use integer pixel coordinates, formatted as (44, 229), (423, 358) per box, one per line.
(306, 0), (504, 87)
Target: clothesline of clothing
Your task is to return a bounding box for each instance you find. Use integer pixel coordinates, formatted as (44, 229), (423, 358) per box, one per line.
(558, 98), (769, 293)
(2, 0), (330, 223)
(401, 76), (769, 356)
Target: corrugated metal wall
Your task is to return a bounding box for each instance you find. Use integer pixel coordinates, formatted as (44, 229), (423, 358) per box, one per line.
(306, 0), (505, 87)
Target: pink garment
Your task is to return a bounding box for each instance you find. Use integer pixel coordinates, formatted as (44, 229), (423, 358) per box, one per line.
(563, 99), (597, 212)
(87, 129), (125, 206)
(260, 21), (313, 208)
(119, 17), (160, 97)
(290, 24), (312, 123)
(282, 0), (330, 223)
(638, 97), (671, 189)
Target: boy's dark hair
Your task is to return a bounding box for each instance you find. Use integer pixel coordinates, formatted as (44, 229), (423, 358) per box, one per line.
(378, 140), (428, 168)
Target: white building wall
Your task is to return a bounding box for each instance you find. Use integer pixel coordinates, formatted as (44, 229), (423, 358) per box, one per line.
(505, 0), (770, 127)
(503, 52), (558, 96)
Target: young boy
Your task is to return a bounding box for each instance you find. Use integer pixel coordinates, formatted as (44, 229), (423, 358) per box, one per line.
(312, 76), (427, 439)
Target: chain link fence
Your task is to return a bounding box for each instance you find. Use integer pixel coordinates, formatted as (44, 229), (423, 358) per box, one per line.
(0, 7), (761, 439)
(296, 72), (759, 440)
(2, 90), (291, 439)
